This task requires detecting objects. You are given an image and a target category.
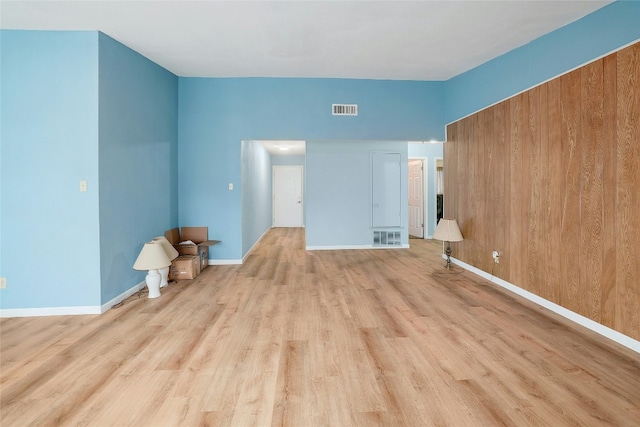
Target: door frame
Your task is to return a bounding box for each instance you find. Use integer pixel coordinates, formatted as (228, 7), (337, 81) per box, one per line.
(408, 157), (428, 239)
(408, 158), (425, 238)
(434, 156), (443, 235)
(272, 165), (304, 227)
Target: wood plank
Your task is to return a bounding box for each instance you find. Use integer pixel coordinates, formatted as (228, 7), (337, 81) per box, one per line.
(559, 68), (582, 313)
(497, 100), (511, 282)
(601, 52), (618, 330)
(616, 42), (640, 340)
(537, 82), (550, 301)
(526, 86), (542, 296)
(481, 102), (505, 279)
(444, 121), (458, 221)
(545, 77), (563, 305)
(579, 58), (605, 322)
(508, 93), (525, 288)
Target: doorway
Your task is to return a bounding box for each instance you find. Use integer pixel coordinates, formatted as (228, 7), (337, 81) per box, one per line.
(408, 159), (425, 238)
(273, 165), (304, 227)
(436, 158), (443, 226)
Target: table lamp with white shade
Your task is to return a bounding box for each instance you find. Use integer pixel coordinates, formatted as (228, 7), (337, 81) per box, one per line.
(432, 218), (464, 269)
(133, 242), (172, 298)
(152, 236), (179, 288)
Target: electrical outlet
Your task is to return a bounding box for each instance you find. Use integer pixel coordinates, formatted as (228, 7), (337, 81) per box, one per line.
(0, 277), (6, 289)
(492, 251), (500, 264)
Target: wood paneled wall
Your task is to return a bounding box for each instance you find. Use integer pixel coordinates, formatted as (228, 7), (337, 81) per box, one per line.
(444, 42), (639, 341)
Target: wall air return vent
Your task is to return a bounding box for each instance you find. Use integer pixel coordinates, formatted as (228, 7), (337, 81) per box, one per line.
(332, 104), (358, 116)
(373, 231), (401, 247)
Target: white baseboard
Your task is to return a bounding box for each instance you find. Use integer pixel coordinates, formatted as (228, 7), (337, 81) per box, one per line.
(0, 281), (147, 318)
(208, 259), (243, 265)
(206, 227), (275, 266)
(205, 228), (271, 266)
(0, 305), (101, 318)
(307, 244), (410, 250)
(241, 228), (271, 263)
(447, 255), (640, 354)
(100, 281), (147, 313)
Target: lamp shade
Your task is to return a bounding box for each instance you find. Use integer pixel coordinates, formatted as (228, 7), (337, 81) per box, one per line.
(133, 242), (172, 271)
(432, 218), (464, 242)
(152, 236), (179, 260)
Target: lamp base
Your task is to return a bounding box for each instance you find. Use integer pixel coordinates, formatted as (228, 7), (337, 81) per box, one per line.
(145, 269), (162, 298)
(444, 243), (454, 269)
(159, 266), (169, 288)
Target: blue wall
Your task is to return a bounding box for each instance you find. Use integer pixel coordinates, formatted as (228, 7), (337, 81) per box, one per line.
(98, 33), (178, 304)
(445, 0), (640, 123)
(306, 140), (408, 248)
(0, 30), (177, 311)
(178, 78), (445, 260)
(241, 141), (273, 256)
(0, 31), (101, 309)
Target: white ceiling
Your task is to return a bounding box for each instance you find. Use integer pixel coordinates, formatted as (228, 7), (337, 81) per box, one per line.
(0, 0), (612, 81)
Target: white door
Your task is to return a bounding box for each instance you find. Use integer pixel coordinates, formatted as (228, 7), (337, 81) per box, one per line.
(273, 166), (303, 227)
(408, 159), (424, 238)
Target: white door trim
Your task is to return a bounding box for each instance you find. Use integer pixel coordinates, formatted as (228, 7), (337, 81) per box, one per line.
(273, 165), (304, 227)
(434, 156), (443, 236)
(408, 159), (424, 238)
(409, 157), (429, 239)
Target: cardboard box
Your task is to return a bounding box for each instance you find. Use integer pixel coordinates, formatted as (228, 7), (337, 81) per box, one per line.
(164, 227), (220, 271)
(169, 255), (200, 280)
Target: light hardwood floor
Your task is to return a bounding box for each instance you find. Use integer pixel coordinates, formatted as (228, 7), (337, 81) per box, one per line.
(1, 228), (639, 426)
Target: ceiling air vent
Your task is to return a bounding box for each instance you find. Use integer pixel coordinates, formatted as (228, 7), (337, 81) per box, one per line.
(332, 104), (358, 116)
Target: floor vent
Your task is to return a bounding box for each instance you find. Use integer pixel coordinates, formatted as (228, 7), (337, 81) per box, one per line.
(332, 104), (358, 116)
(373, 231), (401, 247)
